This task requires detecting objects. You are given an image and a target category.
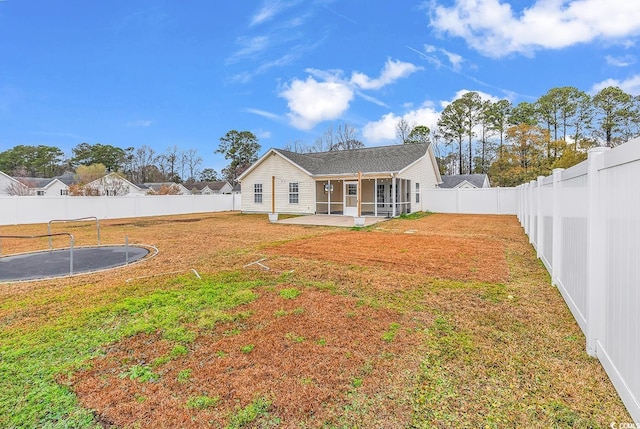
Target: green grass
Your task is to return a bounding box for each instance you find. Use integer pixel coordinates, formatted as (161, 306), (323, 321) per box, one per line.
(278, 287), (301, 299)
(186, 394), (220, 410)
(226, 396), (274, 429)
(381, 322), (401, 343)
(0, 272), (267, 428)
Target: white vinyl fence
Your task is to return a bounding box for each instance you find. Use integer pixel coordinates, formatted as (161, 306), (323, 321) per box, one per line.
(423, 187), (517, 214)
(517, 137), (640, 424)
(0, 193), (242, 226)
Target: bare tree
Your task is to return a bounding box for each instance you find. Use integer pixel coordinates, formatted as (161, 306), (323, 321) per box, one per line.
(183, 148), (202, 182)
(5, 180), (31, 196)
(132, 145), (157, 183)
(395, 118), (412, 144)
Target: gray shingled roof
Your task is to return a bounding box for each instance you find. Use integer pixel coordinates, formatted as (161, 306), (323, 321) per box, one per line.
(439, 174), (489, 188)
(14, 177), (57, 188)
(274, 143), (429, 175)
(189, 181), (229, 191)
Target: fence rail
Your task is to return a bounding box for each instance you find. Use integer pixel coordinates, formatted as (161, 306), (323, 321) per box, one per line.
(516, 137), (640, 425)
(0, 194), (242, 226)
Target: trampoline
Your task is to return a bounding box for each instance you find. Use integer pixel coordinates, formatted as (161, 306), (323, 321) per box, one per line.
(0, 245), (155, 283)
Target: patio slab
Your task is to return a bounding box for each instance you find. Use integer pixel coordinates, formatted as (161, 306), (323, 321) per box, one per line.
(274, 214), (388, 227)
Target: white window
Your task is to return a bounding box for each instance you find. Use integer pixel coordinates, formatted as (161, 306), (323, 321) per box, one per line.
(289, 182), (299, 204)
(254, 183), (263, 203)
(36, 190), (45, 196)
(60, 189), (69, 196)
(415, 183), (420, 203)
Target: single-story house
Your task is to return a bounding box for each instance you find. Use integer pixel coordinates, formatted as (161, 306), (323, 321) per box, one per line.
(439, 174), (490, 189)
(144, 182), (190, 195)
(0, 171), (69, 196)
(85, 172), (146, 196)
(189, 181), (233, 195)
(237, 143), (442, 217)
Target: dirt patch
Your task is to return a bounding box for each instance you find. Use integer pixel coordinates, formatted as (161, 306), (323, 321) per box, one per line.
(269, 230), (509, 283)
(68, 287), (425, 428)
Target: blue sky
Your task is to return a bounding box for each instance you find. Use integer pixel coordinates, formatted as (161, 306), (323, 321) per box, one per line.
(1, 0), (639, 175)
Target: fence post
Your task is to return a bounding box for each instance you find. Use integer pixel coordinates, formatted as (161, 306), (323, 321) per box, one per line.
(586, 147), (609, 357)
(536, 176), (544, 256)
(528, 180), (536, 243)
(551, 168), (564, 287)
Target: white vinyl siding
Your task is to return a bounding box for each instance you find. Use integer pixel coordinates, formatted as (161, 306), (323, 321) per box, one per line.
(398, 149), (439, 213)
(240, 151), (316, 214)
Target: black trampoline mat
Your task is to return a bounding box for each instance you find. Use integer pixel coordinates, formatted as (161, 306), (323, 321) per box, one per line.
(0, 246), (150, 282)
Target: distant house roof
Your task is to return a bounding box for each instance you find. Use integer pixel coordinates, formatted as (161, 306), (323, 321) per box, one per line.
(55, 172), (78, 186)
(190, 181), (230, 192)
(439, 174), (490, 188)
(240, 143), (433, 180)
(14, 177), (60, 189)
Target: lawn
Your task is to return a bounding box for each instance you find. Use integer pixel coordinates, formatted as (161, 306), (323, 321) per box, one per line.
(0, 212), (631, 427)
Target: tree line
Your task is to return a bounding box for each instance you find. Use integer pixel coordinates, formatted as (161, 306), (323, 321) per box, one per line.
(2, 85), (638, 188)
(0, 143), (217, 184)
(433, 85), (640, 186)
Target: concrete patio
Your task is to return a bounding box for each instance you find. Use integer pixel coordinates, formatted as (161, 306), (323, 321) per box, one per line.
(273, 214), (388, 227)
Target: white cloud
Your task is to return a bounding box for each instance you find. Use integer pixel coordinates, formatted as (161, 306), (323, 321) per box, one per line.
(452, 89), (501, 103)
(245, 108), (283, 121)
(279, 77), (354, 130)
(226, 36), (270, 64)
(127, 120), (152, 127)
(250, 0), (297, 26)
(605, 54), (636, 67)
(350, 59), (422, 90)
(442, 49), (464, 71)
(279, 59), (421, 129)
(362, 103), (440, 144)
(429, 0), (640, 57)
(590, 74), (640, 95)
(255, 128), (272, 139)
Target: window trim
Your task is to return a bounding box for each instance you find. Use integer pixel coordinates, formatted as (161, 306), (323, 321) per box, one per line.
(289, 182), (299, 204)
(415, 183), (420, 203)
(254, 183), (263, 204)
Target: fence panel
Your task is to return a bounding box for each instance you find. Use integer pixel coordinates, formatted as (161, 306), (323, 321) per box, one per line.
(596, 144), (640, 423)
(515, 138), (640, 425)
(0, 194), (239, 226)
(422, 187), (517, 215)
(555, 163), (589, 331)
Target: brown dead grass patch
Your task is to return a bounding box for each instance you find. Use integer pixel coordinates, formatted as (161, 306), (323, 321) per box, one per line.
(69, 286), (426, 428)
(1, 211), (633, 427)
(269, 230), (509, 283)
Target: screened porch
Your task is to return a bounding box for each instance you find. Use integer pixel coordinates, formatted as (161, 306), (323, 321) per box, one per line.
(314, 177), (412, 217)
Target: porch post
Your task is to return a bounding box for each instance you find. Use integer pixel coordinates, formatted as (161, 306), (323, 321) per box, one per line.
(357, 171), (362, 217)
(392, 176), (397, 217)
(374, 178), (378, 217)
(327, 180), (331, 215)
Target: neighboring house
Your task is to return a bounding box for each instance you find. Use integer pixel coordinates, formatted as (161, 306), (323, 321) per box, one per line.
(238, 143), (441, 217)
(189, 181), (233, 195)
(144, 182), (190, 195)
(14, 177), (70, 196)
(231, 183), (241, 194)
(439, 174), (491, 189)
(85, 172), (146, 196)
(0, 171), (27, 195)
